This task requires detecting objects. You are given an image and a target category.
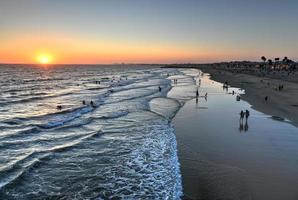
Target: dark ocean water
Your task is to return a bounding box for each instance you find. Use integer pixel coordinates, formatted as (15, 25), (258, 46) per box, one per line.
(0, 64), (199, 199)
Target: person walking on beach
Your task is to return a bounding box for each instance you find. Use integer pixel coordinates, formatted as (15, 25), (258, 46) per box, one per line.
(236, 95), (241, 101)
(245, 110), (250, 120)
(82, 100), (86, 105)
(158, 86), (162, 92)
(240, 110), (245, 121)
(196, 89), (199, 98)
(265, 96), (268, 103)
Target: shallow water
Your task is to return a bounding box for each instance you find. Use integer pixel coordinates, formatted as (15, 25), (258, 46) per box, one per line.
(173, 72), (298, 200)
(0, 64), (200, 199)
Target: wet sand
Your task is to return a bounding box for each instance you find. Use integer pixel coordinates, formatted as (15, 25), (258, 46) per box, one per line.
(173, 73), (298, 200)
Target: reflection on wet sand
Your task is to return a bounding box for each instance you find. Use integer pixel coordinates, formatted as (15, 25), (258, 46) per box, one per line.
(239, 119), (249, 132)
(174, 71), (298, 200)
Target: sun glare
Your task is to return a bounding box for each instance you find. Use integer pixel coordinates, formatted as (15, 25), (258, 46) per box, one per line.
(37, 54), (53, 64)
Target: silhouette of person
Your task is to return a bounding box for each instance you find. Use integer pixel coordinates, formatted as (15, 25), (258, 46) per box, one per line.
(82, 100), (86, 105)
(90, 101), (95, 107)
(240, 110), (245, 121)
(236, 95), (241, 101)
(158, 86), (162, 92)
(265, 96), (268, 103)
(245, 110), (250, 119)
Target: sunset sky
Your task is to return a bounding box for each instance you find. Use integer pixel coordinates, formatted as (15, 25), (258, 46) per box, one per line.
(1, 0), (298, 64)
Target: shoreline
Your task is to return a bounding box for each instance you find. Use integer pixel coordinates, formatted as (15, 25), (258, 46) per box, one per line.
(168, 66), (298, 127)
(201, 67), (298, 127)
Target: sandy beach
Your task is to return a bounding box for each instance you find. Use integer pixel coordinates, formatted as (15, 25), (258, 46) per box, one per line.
(201, 67), (298, 127)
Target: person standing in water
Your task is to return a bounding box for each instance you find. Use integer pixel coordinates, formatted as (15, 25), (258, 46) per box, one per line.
(158, 86), (162, 92)
(90, 101), (95, 108)
(195, 88), (199, 104)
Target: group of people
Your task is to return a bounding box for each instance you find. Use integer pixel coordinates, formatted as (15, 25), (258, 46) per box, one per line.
(239, 110), (250, 132)
(173, 79), (178, 84)
(57, 100), (96, 111)
(195, 89), (208, 103)
(277, 84), (284, 91)
(240, 110), (250, 121)
(82, 100), (96, 107)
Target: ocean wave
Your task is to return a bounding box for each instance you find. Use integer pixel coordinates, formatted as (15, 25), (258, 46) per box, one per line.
(149, 97), (181, 120)
(0, 66), (202, 199)
(0, 130), (103, 191)
(0, 91), (76, 106)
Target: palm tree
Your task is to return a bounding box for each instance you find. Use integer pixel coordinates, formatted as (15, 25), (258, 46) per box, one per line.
(283, 57), (288, 64)
(261, 56), (267, 70)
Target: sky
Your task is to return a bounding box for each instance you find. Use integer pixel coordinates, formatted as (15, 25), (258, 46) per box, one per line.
(0, 0), (298, 64)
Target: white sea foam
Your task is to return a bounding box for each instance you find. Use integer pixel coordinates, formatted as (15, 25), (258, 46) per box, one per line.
(0, 65), (201, 199)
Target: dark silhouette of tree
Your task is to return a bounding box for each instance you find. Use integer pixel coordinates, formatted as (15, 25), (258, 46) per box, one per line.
(274, 58), (280, 70)
(283, 57), (288, 64)
(261, 56), (267, 70)
(268, 59), (273, 66)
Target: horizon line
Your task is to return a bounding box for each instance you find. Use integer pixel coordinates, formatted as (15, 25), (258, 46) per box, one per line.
(0, 60), (283, 66)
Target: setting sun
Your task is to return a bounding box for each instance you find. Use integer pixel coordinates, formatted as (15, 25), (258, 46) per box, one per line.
(37, 54), (53, 64)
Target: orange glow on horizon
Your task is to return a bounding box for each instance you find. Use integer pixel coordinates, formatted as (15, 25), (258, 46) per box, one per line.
(36, 53), (53, 64)
(0, 32), (261, 64)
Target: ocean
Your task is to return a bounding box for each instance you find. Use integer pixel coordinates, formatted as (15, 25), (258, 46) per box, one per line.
(0, 64), (199, 199)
